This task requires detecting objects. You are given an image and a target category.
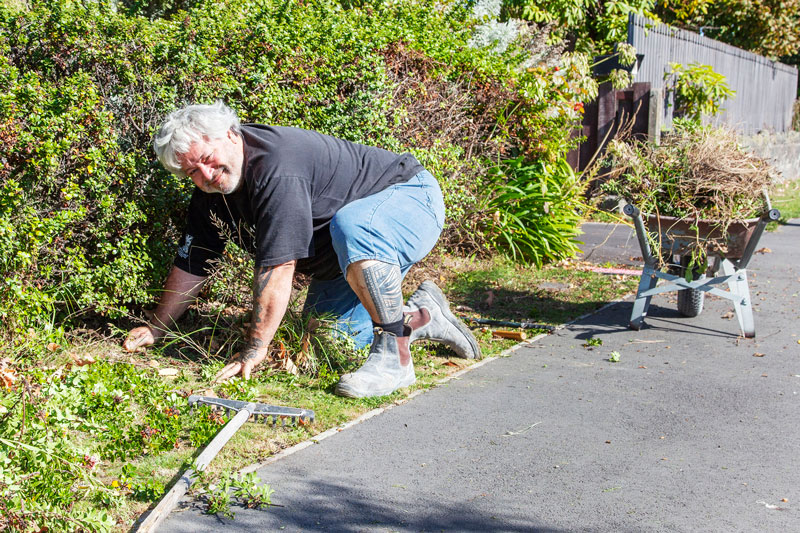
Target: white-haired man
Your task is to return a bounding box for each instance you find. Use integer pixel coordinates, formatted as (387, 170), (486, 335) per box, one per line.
(123, 102), (480, 397)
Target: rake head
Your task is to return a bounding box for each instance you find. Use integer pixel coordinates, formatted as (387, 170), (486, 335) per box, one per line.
(188, 395), (315, 427)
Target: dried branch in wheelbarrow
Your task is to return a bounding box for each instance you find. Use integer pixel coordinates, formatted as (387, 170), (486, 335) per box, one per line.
(603, 121), (777, 225)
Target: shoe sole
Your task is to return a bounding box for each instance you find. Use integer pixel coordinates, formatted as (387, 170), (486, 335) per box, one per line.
(418, 281), (481, 359)
(335, 375), (416, 398)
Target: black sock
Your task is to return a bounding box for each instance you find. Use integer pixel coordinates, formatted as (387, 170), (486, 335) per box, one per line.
(374, 319), (406, 337)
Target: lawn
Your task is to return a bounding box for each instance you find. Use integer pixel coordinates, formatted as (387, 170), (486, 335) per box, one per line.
(772, 178), (800, 221)
(0, 255), (639, 530)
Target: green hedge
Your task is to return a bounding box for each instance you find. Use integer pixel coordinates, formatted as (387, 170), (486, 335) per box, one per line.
(0, 0), (588, 332)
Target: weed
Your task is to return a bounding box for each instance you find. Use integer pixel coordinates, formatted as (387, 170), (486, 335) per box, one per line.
(608, 351), (621, 363)
(200, 471), (235, 518)
(583, 338), (603, 347)
(217, 378), (258, 402)
(195, 470), (274, 517)
(233, 472), (274, 509)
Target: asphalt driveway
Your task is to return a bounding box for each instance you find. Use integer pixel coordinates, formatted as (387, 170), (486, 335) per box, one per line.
(157, 221), (800, 532)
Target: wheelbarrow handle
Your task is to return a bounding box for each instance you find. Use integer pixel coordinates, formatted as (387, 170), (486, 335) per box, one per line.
(624, 204), (656, 266)
(623, 204), (640, 217)
(736, 207), (781, 269)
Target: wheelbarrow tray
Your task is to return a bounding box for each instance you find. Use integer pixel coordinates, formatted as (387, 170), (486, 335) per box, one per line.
(645, 214), (760, 260)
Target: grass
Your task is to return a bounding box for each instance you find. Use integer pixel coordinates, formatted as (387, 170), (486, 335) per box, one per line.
(1, 254), (639, 530)
(772, 179), (800, 221)
(445, 255), (638, 325)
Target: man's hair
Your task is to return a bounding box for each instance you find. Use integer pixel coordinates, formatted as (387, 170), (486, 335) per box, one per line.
(153, 101), (242, 176)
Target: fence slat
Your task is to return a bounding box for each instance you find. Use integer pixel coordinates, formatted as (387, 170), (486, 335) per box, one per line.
(628, 14), (798, 133)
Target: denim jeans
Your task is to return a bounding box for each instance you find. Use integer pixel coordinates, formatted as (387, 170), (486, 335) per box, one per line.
(302, 170), (445, 348)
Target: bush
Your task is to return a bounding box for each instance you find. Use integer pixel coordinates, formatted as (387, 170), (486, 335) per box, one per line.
(0, 0), (588, 331)
(664, 62), (735, 121)
(484, 156), (586, 266)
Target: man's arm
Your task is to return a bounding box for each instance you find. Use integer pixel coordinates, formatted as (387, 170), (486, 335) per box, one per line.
(214, 260), (296, 381)
(123, 266), (207, 352)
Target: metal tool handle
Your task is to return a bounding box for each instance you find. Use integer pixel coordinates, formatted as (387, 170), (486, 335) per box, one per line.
(135, 404), (255, 532)
(624, 204), (657, 267)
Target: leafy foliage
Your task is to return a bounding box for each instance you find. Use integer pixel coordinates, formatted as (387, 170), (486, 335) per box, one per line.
(503, 0), (659, 54)
(656, 0), (800, 59)
(0, 0), (590, 332)
(232, 471), (274, 509)
(194, 465), (274, 517)
(484, 157), (586, 266)
(0, 358), (212, 531)
(664, 62), (735, 120)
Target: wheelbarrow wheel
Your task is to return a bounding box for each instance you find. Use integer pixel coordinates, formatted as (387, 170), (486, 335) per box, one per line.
(677, 255), (704, 317)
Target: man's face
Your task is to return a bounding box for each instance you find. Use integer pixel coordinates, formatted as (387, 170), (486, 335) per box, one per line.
(177, 130), (245, 195)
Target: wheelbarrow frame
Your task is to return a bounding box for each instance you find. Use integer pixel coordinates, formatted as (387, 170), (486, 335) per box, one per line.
(623, 203), (780, 338)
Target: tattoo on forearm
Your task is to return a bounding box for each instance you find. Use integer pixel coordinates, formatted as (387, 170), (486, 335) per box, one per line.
(254, 266), (275, 295)
(237, 338), (265, 363)
(362, 262), (403, 323)
(251, 266), (275, 327)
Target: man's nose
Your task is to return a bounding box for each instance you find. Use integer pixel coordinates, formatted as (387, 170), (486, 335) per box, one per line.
(198, 164), (214, 182)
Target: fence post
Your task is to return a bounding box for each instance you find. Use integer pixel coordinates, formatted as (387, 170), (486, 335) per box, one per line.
(649, 87), (663, 144)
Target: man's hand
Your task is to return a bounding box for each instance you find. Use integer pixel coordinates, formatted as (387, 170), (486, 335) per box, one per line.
(123, 326), (160, 352)
(122, 267), (207, 353)
(214, 341), (272, 382)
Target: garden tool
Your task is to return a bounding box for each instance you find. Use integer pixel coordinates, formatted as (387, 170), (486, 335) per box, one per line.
(624, 203), (780, 337)
(459, 315), (557, 332)
(136, 395), (314, 532)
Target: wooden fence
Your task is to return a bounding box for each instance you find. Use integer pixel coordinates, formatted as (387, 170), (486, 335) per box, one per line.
(567, 81), (652, 172)
(627, 14), (798, 134)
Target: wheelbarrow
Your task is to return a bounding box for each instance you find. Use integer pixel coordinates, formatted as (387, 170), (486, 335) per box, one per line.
(623, 203), (780, 338)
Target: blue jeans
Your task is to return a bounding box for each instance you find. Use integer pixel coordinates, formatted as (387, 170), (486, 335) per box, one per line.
(302, 170), (445, 348)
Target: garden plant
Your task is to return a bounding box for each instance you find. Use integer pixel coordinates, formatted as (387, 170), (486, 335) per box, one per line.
(0, 0), (625, 529)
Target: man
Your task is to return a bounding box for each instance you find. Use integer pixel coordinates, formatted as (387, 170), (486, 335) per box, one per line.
(123, 101), (480, 398)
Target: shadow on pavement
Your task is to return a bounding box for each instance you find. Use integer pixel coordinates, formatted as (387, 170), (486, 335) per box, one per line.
(170, 478), (566, 533)
(559, 296), (741, 341)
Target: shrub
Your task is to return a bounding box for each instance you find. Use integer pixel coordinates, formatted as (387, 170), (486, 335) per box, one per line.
(484, 156), (586, 266)
(0, 0), (588, 331)
(664, 62), (735, 121)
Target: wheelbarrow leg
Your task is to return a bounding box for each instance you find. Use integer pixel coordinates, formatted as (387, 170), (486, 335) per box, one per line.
(630, 265), (658, 330)
(624, 204), (660, 331)
(721, 259), (755, 338)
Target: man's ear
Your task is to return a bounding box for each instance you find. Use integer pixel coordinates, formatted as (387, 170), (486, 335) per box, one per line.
(227, 129), (240, 144)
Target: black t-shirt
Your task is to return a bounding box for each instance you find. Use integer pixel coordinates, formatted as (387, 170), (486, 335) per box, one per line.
(173, 125), (423, 280)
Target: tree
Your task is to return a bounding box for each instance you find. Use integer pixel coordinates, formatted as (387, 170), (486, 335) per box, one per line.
(656, 0), (800, 59)
(503, 0), (659, 53)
